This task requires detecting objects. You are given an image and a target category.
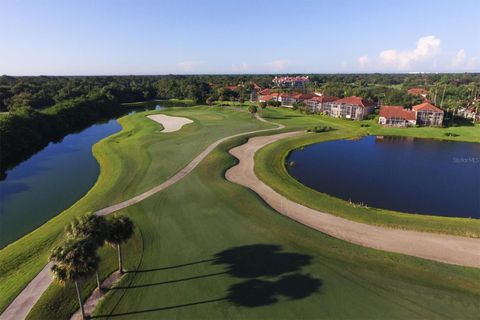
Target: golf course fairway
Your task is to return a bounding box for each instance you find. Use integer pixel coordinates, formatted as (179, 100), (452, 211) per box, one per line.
(2, 105), (479, 319)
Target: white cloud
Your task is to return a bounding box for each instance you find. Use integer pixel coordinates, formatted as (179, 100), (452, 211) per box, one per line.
(468, 56), (480, 69)
(265, 59), (291, 72)
(231, 62), (249, 72)
(379, 35), (441, 70)
(357, 55), (370, 69)
(451, 49), (466, 67)
(176, 60), (202, 72)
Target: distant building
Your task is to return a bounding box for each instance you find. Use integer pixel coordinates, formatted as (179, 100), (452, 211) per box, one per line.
(379, 106), (417, 127)
(258, 93), (280, 102)
(379, 102), (444, 127)
(253, 83), (262, 91)
(279, 93), (316, 107)
(458, 98), (480, 122)
(303, 95), (339, 113)
(412, 102), (444, 126)
(258, 88), (272, 95)
(273, 76), (309, 88)
(225, 85), (240, 91)
(408, 88), (428, 98)
(323, 96), (375, 120)
(463, 107), (480, 122)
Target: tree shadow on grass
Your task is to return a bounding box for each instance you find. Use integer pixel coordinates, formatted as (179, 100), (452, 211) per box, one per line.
(126, 258), (215, 273)
(227, 273), (322, 307)
(91, 298), (227, 318)
(113, 271), (227, 289)
(213, 244), (312, 278)
(97, 244), (321, 317)
(214, 244), (322, 307)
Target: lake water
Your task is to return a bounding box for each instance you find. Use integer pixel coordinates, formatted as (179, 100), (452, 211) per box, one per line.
(0, 102), (165, 248)
(286, 136), (480, 218)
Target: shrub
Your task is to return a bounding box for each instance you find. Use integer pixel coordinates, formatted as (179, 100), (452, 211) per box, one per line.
(307, 125), (333, 133)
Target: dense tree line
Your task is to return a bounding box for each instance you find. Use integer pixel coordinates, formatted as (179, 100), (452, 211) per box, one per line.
(1, 73), (478, 112)
(0, 73), (478, 177)
(0, 90), (124, 176)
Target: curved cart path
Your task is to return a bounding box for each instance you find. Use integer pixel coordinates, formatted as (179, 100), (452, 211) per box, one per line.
(0, 114), (282, 320)
(225, 131), (480, 269)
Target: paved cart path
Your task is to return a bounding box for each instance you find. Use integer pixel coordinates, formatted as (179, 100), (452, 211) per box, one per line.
(0, 114), (282, 320)
(3, 113), (479, 320)
(225, 131), (480, 268)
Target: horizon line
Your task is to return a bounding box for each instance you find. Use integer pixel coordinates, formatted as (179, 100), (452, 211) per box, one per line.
(3, 71), (480, 77)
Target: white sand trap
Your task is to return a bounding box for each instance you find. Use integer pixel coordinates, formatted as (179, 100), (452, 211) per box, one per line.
(147, 114), (193, 133)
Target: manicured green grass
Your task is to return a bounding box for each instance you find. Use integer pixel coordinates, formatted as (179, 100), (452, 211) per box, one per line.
(4, 105), (480, 319)
(122, 99), (197, 108)
(90, 134), (480, 319)
(27, 228), (143, 320)
(0, 106), (273, 314)
(261, 107), (480, 142)
(369, 119), (480, 142)
(254, 107), (480, 237)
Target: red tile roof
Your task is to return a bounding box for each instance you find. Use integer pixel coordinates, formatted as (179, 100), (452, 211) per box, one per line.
(408, 88), (428, 96)
(379, 106), (416, 121)
(225, 85), (240, 91)
(258, 89), (271, 95)
(259, 93), (280, 101)
(334, 96), (375, 108)
(305, 95), (339, 103)
(412, 102), (443, 113)
(292, 93), (317, 100)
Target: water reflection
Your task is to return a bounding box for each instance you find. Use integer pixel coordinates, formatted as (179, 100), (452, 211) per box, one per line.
(0, 103), (166, 248)
(287, 136), (480, 218)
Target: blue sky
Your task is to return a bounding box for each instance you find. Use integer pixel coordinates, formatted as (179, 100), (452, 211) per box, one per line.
(1, 0), (479, 75)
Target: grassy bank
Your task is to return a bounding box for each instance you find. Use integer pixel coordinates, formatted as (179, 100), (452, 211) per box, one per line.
(255, 107), (480, 237)
(3, 105), (480, 319)
(27, 226), (143, 320)
(90, 133), (480, 319)
(0, 106), (273, 313)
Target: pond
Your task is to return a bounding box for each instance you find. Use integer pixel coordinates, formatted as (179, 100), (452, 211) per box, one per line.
(0, 102), (165, 248)
(286, 136), (480, 218)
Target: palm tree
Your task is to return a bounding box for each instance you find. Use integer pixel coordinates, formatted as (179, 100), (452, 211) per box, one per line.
(49, 239), (99, 320)
(66, 214), (107, 290)
(65, 214), (107, 246)
(105, 216), (135, 274)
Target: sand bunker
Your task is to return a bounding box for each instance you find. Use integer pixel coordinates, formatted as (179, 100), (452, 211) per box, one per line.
(147, 114), (193, 132)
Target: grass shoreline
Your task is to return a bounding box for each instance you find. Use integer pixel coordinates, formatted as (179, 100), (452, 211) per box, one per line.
(1, 104), (479, 318)
(91, 129), (480, 319)
(0, 105), (273, 314)
(254, 108), (480, 237)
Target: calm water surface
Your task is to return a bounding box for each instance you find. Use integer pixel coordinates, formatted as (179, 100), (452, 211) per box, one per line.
(287, 136), (480, 218)
(0, 102), (165, 248)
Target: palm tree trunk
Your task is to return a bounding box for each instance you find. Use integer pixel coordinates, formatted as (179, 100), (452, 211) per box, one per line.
(74, 280), (86, 320)
(95, 271), (102, 291)
(117, 243), (123, 274)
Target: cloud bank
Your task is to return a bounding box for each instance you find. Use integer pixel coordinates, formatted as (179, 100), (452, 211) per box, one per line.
(379, 35), (441, 70)
(357, 36), (479, 71)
